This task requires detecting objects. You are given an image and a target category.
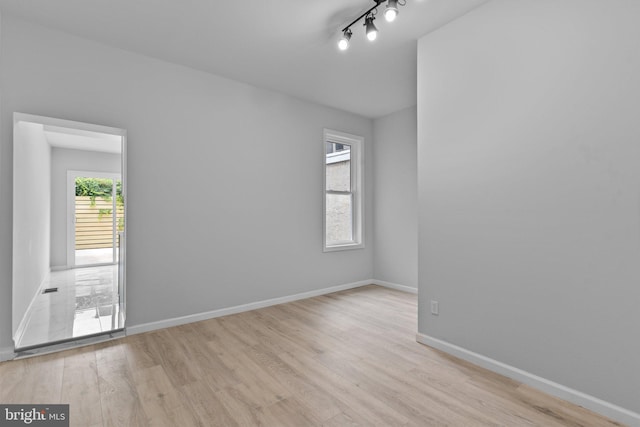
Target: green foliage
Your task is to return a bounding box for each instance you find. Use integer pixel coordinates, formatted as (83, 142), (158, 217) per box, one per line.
(98, 209), (112, 220)
(75, 177), (124, 207)
(115, 180), (124, 208)
(75, 177), (113, 197)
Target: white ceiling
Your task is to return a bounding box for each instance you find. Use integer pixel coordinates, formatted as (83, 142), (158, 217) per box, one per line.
(0, 0), (487, 118)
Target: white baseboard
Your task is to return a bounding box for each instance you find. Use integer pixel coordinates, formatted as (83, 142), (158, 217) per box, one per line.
(372, 279), (418, 294)
(127, 280), (372, 336)
(13, 270), (51, 348)
(0, 347), (15, 362)
(416, 333), (640, 427)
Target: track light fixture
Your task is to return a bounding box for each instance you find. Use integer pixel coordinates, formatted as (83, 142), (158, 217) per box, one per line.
(364, 16), (378, 41)
(337, 0), (406, 51)
(385, 0), (399, 22)
(338, 29), (352, 51)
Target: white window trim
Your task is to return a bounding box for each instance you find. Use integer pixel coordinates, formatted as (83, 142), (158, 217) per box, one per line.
(323, 129), (364, 252)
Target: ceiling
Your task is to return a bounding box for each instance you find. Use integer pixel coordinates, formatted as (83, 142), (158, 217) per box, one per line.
(0, 0), (487, 118)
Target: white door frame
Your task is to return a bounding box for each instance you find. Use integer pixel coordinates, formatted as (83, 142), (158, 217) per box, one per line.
(12, 112), (128, 340)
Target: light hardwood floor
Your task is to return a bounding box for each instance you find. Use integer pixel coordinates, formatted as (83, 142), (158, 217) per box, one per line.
(0, 285), (624, 426)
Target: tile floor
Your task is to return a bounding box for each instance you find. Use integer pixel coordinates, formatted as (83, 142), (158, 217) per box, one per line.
(75, 247), (119, 266)
(15, 265), (124, 349)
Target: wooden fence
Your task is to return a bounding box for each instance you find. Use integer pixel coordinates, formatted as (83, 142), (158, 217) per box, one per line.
(75, 196), (124, 250)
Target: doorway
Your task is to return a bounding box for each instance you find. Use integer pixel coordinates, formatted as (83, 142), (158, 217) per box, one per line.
(12, 113), (127, 352)
(68, 171), (123, 267)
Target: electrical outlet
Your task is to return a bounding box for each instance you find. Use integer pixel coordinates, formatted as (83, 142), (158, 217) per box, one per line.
(431, 300), (439, 315)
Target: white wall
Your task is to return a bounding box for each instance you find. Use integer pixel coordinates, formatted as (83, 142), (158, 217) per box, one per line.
(0, 15), (374, 350)
(12, 121), (51, 335)
(418, 0), (640, 415)
(50, 147), (121, 268)
(373, 106), (417, 288)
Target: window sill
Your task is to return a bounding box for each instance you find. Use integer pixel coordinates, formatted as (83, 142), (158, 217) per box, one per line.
(323, 242), (365, 252)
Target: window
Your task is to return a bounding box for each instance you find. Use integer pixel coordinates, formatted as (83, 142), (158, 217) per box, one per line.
(323, 129), (364, 251)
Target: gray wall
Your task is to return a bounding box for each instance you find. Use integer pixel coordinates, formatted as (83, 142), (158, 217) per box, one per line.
(417, 0), (640, 413)
(373, 106), (417, 288)
(0, 15), (374, 351)
(50, 147), (121, 268)
(12, 121), (51, 335)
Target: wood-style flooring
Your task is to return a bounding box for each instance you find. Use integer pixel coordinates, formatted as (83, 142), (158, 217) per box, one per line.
(0, 285), (624, 426)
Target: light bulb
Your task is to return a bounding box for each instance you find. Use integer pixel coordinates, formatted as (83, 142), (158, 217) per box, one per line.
(384, 8), (398, 22)
(385, 0), (399, 22)
(364, 16), (377, 42)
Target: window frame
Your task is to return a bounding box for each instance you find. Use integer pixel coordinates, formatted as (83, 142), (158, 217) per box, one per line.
(323, 129), (364, 252)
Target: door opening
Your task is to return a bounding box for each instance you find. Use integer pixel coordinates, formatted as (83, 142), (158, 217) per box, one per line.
(12, 113), (127, 353)
(68, 172), (123, 267)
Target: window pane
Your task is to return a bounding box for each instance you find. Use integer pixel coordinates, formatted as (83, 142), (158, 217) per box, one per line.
(116, 180), (124, 233)
(75, 177), (115, 265)
(326, 142), (351, 192)
(326, 193), (353, 244)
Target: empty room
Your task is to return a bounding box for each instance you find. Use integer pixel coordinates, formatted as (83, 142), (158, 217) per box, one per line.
(0, 0), (638, 426)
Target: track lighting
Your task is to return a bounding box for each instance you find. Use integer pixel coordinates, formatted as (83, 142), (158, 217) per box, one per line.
(364, 16), (377, 41)
(337, 0), (406, 51)
(384, 0), (399, 22)
(338, 29), (352, 51)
